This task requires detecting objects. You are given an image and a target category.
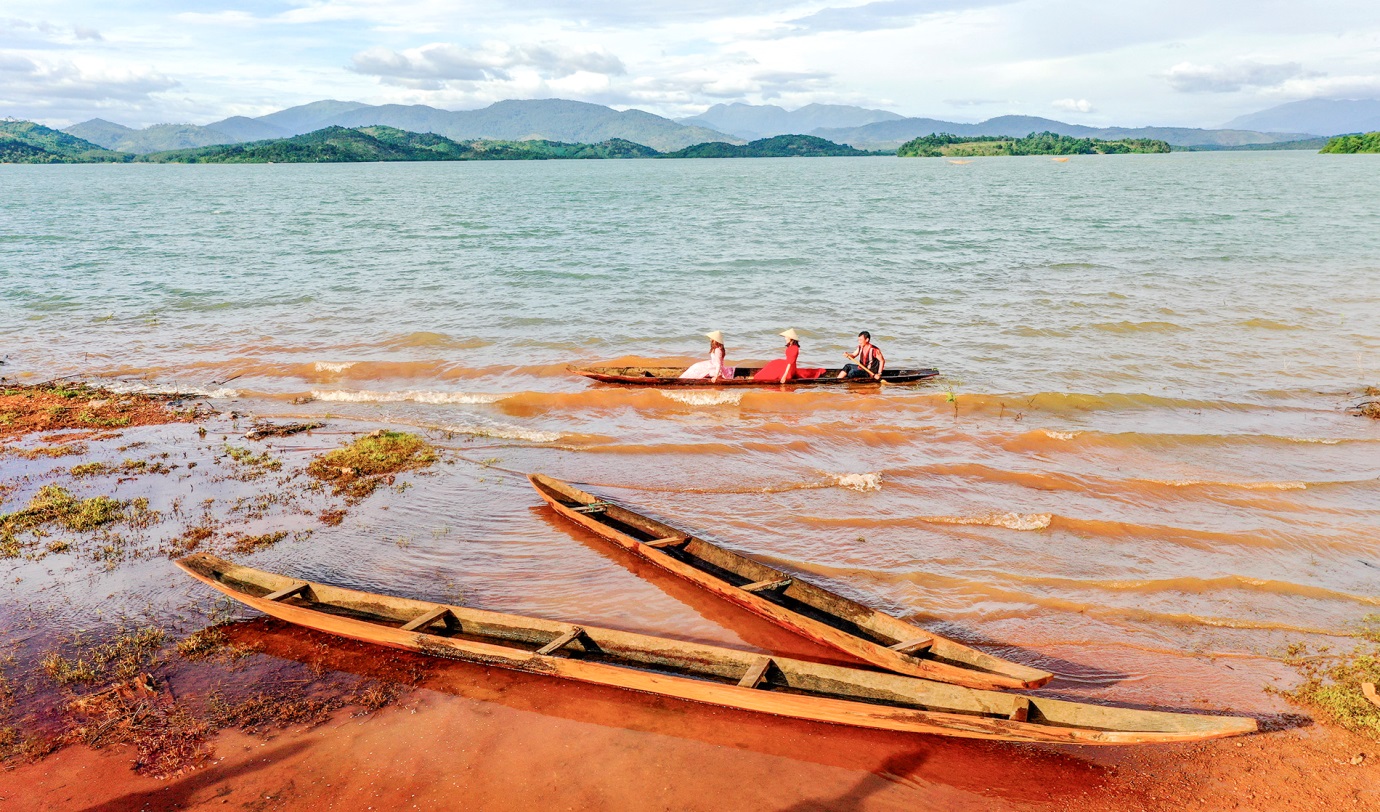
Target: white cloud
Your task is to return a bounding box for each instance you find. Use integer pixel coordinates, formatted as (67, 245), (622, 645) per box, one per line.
(1052, 97), (1094, 113)
(351, 42), (626, 88)
(1164, 61), (1306, 93)
(0, 53), (177, 101)
(1264, 74), (1380, 100)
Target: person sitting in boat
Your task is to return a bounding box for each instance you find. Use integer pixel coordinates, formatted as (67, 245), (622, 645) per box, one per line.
(838, 331), (885, 380)
(753, 328), (802, 383)
(679, 331), (735, 382)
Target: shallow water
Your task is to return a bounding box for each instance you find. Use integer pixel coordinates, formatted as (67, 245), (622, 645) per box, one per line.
(3, 151), (1380, 718)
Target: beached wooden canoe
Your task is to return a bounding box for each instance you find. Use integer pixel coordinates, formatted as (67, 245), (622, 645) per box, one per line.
(529, 474), (1054, 691)
(572, 365), (940, 387)
(175, 553), (1256, 744)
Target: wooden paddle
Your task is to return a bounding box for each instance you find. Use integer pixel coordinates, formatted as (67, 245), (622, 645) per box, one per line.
(841, 353), (887, 384)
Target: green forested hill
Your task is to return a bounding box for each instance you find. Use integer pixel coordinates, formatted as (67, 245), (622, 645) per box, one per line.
(1319, 132), (1380, 154)
(135, 126), (662, 163)
(0, 120), (129, 163)
(897, 131), (1171, 157)
(663, 134), (881, 158)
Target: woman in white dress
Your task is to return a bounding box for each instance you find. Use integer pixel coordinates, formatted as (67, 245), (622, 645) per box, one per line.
(679, 330), (735, 382)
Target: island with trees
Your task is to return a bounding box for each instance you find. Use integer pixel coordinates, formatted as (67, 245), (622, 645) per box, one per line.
(897, 131), (1171, 157)
(1319, 132), (1380, 154)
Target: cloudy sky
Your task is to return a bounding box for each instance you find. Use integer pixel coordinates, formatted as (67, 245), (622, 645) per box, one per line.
(3, 1), (1378, 128)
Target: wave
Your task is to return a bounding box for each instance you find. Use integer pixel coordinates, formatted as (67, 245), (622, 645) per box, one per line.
(102, 382), (240, 399)
(382, 331), (491, 350)
(832, 472), (882, 492)
(659, 390), (745, 406)
(313, 361), (356, 373)
(920, 512), (1053, 531)
(1091, 320), (1189, 334)
(442, 423), (562, 443)
(1240, 318), (1302, 331)
(310, 389), (511, 405)
(1146, 478), (1307, 491)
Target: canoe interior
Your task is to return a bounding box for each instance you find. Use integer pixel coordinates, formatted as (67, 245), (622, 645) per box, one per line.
(176, 553), (1257, 741)
(572, 366), (940, 386)
(529, 474), (1053, 689)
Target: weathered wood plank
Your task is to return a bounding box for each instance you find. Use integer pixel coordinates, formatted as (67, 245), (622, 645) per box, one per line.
(888, 636), (934, 655)
(537, 627), (585, 656)
(262, 582), (308, 602)
(738, 657), (773, 689)
(1009, 697), (1031, 722)
(644, 536), (690, 549)
(740, 578), (793, 593)
(401, 605), (453, 632)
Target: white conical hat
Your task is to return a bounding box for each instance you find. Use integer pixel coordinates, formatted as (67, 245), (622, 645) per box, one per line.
(779, 328), (799, 341)
(705, 330), (724, 343)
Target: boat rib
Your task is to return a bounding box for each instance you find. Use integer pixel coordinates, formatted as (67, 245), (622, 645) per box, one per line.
(529, 474), (1053, 690)
(175, 553), (1256, 744)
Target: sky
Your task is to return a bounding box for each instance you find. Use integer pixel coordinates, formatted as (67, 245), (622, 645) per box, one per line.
(2, 1), (1378, 129)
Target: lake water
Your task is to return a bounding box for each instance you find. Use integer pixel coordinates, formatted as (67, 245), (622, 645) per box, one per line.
(3, 152), (1380, 726)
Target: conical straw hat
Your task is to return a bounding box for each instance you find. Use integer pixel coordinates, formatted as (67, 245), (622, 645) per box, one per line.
(779, 328), (799, 341)
(705, 330), (724, 343)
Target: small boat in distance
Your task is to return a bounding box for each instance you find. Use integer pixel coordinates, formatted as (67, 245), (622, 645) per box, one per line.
(571, 365), (939, 387)
(529, 474), (1053, 690)
(175, 553), (1257, 744)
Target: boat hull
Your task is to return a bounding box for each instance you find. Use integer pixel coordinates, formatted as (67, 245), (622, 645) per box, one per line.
(529, 474), (1052, 690)
(572, 366), (940, 387)
(175, 554), (1256, 745)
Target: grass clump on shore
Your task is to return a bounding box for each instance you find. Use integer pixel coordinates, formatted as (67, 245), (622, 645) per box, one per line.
(1275, 614), (1380, 739)
(307, 430), (437, 499)
(40, 627), (167, 687)
(1, 485), (126, 558)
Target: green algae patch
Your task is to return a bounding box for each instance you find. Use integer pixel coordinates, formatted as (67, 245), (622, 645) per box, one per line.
(307, 430), (437, 499)
(1274, 614), (1380, 739)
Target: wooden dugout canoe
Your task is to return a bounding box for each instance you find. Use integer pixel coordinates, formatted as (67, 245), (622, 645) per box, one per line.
(174, 553), (1256, 744)
(572, 365), (940, 387)
(529, 474), (1053, 690)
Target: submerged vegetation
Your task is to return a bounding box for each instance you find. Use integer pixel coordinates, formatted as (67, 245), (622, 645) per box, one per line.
(0, 381), (203, 439)
(307, 430), (438, 499)
(1275, 615), (1380, 739)
(898, 131), (1171, 157)
(1319, 132), (1380, 154)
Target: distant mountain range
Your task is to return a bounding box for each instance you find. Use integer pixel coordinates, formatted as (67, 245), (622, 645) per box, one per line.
(0, 119), (887, 164)
(1222, 99), (1380, 137)
(55, 97), (1367, 157)
(64, 99), (741, 154)
(677, 102), (904, 140)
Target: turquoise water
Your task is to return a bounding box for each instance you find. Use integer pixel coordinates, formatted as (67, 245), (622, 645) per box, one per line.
(3, 151), (1380, 714)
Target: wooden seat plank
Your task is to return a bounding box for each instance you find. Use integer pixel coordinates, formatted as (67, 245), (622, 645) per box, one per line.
(1009, 697), (1031, 722)
(738, 657), (773, 689)
(537, 627), (585, 656)
(401, 605), (453, 633)
(262, 582), (308, 602)
(888, 635), (934, 655)
(644, 536), (689, 549)
(740, 578), (792, 593)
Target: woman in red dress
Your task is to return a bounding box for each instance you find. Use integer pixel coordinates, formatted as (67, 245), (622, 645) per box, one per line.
(754, 329), (802, 383)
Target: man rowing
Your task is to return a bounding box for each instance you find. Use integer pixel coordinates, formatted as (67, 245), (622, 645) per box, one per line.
(838, 331), (885, 380)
